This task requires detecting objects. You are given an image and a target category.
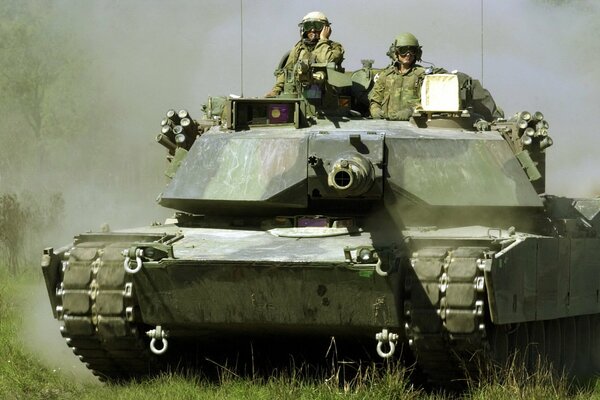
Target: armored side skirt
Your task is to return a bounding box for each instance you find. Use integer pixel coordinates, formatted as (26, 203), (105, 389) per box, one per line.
(486, 237), (600, 324)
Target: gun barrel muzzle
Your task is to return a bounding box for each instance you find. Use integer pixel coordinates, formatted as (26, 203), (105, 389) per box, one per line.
(327, 153), (375, 196)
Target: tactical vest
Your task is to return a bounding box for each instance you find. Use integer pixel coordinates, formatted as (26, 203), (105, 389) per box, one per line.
(378, 65), (425, 119)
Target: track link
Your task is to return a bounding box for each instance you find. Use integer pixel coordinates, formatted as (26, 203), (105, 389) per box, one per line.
(404, 246), (490, 387)
(56, 241), (155, 380)
(404, 245), (600, 387)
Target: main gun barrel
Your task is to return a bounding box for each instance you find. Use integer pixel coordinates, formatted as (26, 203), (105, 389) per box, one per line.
(327, 152), (375, 197)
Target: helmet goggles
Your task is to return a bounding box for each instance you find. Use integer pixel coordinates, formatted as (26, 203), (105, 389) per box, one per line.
(302, 20), (326, 32)
(396, 46), (418, 57)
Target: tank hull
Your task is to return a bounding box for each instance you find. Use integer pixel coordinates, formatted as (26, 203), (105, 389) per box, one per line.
(132, 227), (399, 335)
(42, 222), (600, 383)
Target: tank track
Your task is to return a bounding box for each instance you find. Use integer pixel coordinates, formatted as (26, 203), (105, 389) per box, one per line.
(404, 245), (600, 387)
(404, 245), (490, 387)
(56, 241), (156, 381)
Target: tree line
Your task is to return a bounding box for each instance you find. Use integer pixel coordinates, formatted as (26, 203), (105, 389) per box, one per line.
(0, 1), (169, 275)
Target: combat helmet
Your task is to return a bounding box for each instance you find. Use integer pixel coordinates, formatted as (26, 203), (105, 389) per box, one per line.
(298, 11), (330, 40)
(388, 32), (423, 62)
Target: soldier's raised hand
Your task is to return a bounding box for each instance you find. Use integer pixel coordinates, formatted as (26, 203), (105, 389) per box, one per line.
(320, 25), (331, 40)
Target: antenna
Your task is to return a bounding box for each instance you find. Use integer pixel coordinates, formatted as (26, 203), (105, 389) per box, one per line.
(481, 0), (484, 85)
(240, 0), (244, 97)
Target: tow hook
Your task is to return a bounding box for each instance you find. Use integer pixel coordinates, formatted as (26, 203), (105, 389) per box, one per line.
(375, 328), (399, 358)
(146, 325), (169, 355)
(343, 246), (388, 276)
(122, 242), (174, 274)
(123, 248), (144, 274)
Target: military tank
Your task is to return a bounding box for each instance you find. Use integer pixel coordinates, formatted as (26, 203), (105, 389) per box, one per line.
(41, 57), (600, 387)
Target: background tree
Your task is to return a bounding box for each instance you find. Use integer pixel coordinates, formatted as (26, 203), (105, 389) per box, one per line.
(0, 194), (27, 275)
(0, 0), (88, 191)
(0, 1), (82, 274)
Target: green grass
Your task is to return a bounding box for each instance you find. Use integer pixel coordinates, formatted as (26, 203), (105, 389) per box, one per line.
(466, 360), (600, 400)
(0, 272), (80, 399)
(1, 268), (599, 399)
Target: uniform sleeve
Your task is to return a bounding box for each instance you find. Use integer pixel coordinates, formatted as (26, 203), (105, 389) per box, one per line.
(313, 40), (344, 67)
(369, 70), (388, 118)
(271, 71), (285, 95)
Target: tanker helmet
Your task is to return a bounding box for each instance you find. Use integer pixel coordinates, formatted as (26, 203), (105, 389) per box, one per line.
(388, 32), (422, 62)
(299, 11), (330, 38)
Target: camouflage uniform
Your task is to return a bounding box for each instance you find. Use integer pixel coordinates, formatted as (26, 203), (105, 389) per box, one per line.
(271, 39), (344, 96)
(369, 64), (427, 120)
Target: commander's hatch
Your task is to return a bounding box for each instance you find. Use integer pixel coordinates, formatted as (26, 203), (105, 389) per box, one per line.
(412, 74), (476, 130)
(225, 98), (307, 130)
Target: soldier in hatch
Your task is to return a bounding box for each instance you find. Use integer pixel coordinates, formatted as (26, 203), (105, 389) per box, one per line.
(370, 32), (503, 124)
(265, 11), (345, 98)
(369, 32), (438, 120)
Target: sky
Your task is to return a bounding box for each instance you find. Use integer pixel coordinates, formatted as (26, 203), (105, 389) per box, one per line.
(78, 0), (599, 191)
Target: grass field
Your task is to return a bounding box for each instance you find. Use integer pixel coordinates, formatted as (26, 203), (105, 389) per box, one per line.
(1, 268), (599, 400)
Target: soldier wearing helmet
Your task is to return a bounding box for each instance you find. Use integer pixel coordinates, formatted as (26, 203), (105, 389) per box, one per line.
(266, 11), (344, 97)
(370, 33), (440, 120)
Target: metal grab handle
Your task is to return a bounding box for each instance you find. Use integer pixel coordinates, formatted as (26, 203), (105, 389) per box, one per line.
(494, 237), (525, 259)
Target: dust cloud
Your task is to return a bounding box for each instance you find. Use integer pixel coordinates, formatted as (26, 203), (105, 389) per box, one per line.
(5, 0), (600, 239)
(61, 0), (599, 206)
(19, 281), (98, 383)
(4, 0), (599, 382)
